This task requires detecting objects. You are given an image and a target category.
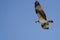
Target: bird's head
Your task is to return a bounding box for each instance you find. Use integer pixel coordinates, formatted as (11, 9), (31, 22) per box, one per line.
(42, 23), (49, 29)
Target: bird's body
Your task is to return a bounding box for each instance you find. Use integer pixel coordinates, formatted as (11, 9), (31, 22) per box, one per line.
(39, 18), (47, 24)
(35, 1), (53, 29)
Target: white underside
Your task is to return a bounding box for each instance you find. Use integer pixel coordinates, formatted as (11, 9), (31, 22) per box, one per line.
(39, 18), (49, 29)
(39, 18), (47, 24)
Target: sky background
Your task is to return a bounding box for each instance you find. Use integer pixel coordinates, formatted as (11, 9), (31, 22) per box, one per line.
(0, 0), (60, 40)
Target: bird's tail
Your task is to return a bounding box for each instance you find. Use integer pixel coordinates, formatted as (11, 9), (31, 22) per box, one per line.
(48, 20), (53, 23)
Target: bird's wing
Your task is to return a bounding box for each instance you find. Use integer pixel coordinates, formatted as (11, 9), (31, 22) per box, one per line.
(35, 1), (47, 20)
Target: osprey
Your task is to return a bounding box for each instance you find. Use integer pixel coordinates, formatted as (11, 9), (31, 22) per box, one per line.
(35, 1), (53, 29)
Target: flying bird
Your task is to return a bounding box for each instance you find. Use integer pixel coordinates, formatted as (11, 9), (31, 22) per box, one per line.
(35, 1), (53, 29)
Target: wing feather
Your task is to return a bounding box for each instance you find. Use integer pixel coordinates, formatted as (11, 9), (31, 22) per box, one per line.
(35, 1), (47, 20)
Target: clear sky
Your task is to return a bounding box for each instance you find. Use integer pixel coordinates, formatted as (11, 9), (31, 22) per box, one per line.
(0, 0), (60, 40)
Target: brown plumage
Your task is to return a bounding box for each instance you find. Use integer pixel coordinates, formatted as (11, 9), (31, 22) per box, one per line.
(35, 1), (53, 29)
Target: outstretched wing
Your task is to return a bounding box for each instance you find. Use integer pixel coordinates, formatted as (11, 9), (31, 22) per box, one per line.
(35, 1), (47, 20)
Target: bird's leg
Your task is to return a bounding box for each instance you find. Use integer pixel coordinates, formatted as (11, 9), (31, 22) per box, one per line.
(35, 20), (39, 23)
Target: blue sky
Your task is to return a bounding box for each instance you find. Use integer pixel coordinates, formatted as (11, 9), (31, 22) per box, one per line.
(0, 0), (60, 40)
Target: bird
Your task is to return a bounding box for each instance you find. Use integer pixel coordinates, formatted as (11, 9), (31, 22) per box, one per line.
(35, 1), (53, 29)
